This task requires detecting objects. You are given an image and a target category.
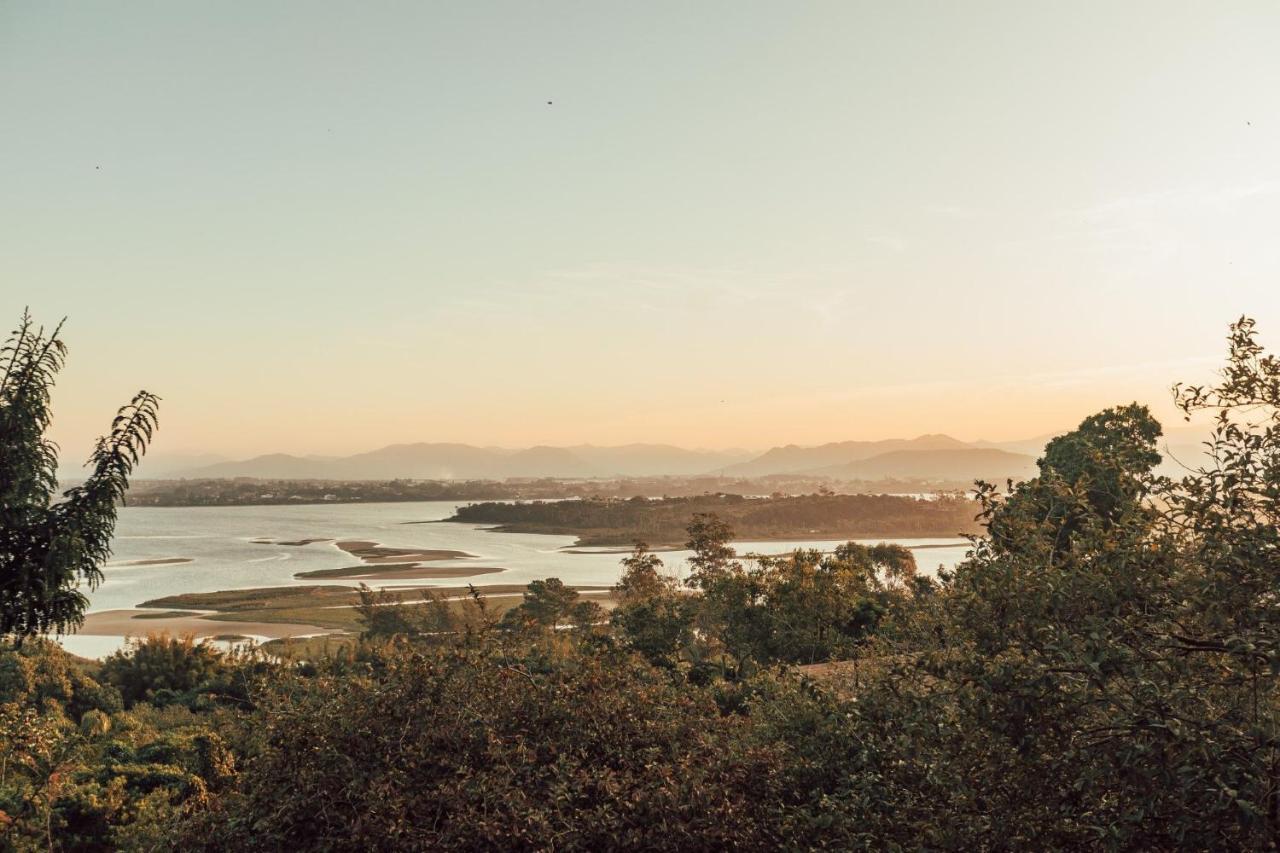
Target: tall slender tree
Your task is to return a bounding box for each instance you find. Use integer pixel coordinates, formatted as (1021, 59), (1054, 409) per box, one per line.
(0, 311), (159, 641)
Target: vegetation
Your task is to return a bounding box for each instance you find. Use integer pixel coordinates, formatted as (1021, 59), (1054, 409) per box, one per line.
(130, 584), (612, 636)
(449, 491), (980, 545)
(1, 312), (159, 640)
(7, 315), (1280, 849)
(0, 637), (250, 848)
(173, 639), (852, 852)
(125, 473), (965, 507)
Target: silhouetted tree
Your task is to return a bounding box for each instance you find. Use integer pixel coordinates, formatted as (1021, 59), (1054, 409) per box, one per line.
(0, 312), (159, 641)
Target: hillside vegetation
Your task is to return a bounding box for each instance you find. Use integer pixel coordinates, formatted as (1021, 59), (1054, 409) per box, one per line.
(448, 492), (981, 545)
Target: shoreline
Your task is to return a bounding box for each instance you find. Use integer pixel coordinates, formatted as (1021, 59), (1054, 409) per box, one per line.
(561, 536), (970, 553)
(77, 608), (341, 641)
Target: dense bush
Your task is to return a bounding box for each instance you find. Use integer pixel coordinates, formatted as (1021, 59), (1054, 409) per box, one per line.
(100, 635), (258, 710)
(174, 639), (878, 852)
(0, 640), (245, 850)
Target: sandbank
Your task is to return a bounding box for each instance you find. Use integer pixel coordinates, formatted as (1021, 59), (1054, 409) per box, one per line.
(295, 563), (505, 580)
(78, 609), (340, 640)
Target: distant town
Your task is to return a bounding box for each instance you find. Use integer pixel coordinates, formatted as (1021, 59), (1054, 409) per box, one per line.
(120, 474), (976, 507)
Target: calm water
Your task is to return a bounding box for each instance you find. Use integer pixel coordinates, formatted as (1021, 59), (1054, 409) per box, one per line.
(57, 501), (972, 656)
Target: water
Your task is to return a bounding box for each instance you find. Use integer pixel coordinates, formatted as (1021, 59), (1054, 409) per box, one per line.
(56, 501), (972, 657)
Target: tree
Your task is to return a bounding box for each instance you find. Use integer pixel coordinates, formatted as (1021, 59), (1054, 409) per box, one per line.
(502, 578), (579, 632)
(981, 402), (1162, 564)
(611, 543), (695, 667)
(614, 541), (671, 601)
(757, 542), (918, 664)
(842, 318), (1280, 849)
(683, 513), (738, 588)
(100, 634), (233, 708)
(355, 585), (423, 639)
(568, 600), (605, 634)
(1, 312), (159, 640)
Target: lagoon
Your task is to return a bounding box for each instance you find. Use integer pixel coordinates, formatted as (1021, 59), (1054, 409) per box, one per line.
(57, 501), (972, 657)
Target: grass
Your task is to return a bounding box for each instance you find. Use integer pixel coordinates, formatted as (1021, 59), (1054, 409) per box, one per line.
(136, 584), (618, 633)
(140, 586), (361, 612)
(260, 634), (360, 660)
(209, 606), (364, 630)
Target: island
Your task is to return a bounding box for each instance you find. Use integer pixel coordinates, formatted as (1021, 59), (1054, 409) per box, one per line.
(445, 492), (980, 547)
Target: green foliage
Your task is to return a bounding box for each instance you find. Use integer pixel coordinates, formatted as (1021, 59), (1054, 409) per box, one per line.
(0, 311), (159, 640)
(0, 638), (122, 722)
(99, 635), (252, 710)
(450, 491), (980, 545)
(613, 541), (670, 599)
(567, 599), (605, 633)
(684, 512), (739, 585)
(172, 639), (876, 852)
(750, 543), (916, 664)
(355, 585), (427, 639)
(684, 518), (919, 667)
(610, 543), (696, 667)
(357, 584), (495, 642)
(500, 577), (581, 633)
(0, 640), (239, 850)
(828, 318), (1280, 849)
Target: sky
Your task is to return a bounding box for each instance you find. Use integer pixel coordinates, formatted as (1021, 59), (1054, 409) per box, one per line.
(4, 1), (1280, 460)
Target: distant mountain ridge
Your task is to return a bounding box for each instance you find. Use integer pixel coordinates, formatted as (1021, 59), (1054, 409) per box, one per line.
(164, 433), (1049, 483)
(806, 447), (1038, 482)
(141, 426), (1210, 484)
(173, 443), (755, 480)
(718, 434), (976, 478)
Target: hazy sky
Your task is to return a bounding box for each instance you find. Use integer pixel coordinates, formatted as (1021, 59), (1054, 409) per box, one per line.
(4, 2), (1280, 459)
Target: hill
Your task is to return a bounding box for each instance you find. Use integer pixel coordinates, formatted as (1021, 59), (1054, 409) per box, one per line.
(187, 453), (337, 480)
(175, 443), (749, 480)
(568, 444), (752, 476)
(810, 447), (1037, 482)
(170, 435), (1053, 483)
(719, 434), (972, 478)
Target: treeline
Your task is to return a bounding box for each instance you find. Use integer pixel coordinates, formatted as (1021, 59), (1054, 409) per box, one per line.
(355, 523), (918, 670)
(124, 478), (529, 506)
(123, 475), (953, 507)
(450, 491), (981, 545)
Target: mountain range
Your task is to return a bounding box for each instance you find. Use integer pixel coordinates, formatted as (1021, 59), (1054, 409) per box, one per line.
(120, 423), (1221, 485)
(142, 435), (1043, 483)
(156, 443), (754, 481)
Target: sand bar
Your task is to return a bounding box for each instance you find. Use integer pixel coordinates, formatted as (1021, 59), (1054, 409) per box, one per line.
(79, 609), (340, 640)
(296, 563), (505, 580)
(334, 540), (476, 563)
(252, 537), (334, 546)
